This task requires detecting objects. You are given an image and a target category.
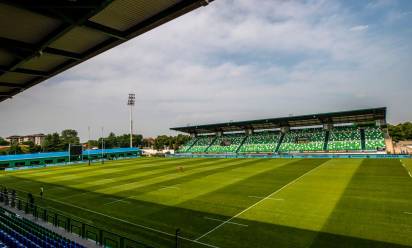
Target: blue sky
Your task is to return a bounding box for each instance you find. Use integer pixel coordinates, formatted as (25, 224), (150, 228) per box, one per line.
(0, 0), (411, 141)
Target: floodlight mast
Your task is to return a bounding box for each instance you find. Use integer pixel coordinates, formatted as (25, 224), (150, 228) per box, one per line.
(127, 93), (135, 148)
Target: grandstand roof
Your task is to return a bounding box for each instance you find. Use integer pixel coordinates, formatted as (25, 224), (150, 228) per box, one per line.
(0, 0), (212, 102)
(171, 107), (387, 134)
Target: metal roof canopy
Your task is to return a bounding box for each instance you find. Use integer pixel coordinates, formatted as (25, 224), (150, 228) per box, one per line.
(0, 0), (212, 102)
(171, 107), (387, 134)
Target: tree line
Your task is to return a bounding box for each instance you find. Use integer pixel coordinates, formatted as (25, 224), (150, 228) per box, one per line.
(387, 122), (412, 142)
(0, 129), (190, 155)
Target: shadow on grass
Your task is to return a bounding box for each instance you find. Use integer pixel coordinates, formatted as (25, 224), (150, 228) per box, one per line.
(2, 158), (408, 248)
(309, 159), (412, 248)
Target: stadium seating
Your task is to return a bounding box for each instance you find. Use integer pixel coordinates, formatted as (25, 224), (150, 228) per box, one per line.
(238, 132), (280, 153)
(206, 133), (245, 153)
(187, 136), (215, 153)
(178, 125), (385, 154)
(327, 126), (361, 151)
(364, 126), (385, 150)
(0, 207), (84, 248)
(278, 128), (326, 152)
(177, 137), (197, 153)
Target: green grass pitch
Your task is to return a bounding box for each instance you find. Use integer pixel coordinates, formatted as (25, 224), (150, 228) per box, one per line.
(0, 158), (411, 248)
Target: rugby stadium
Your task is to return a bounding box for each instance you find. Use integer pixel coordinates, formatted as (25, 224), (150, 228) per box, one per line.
(0, 1), (411, 248)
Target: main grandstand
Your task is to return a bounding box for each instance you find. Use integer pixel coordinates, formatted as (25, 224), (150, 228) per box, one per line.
(172, 107), (388, 154)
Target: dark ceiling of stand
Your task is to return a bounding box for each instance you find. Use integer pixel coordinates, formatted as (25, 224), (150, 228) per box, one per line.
(0, 0), (212, 102)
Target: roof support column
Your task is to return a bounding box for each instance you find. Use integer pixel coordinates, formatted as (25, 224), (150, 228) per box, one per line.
(280, 126), (290, 134)
(323, 123), (333, 130)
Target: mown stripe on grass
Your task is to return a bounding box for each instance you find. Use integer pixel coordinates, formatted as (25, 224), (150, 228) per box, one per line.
(10, 158), (204, 180)
(0, 159), (231, 200)
(310, 159), (412, 248)
(240, 159), (362, 229)
(78, 159), (275, 203)
(141, 159), (327, 240)
(134, 159), (298, 208)
(7, 157), (159, 176)
(28, 158), (218, 185)
(195, 159), (330, 241)
(2, 158), (215, 190)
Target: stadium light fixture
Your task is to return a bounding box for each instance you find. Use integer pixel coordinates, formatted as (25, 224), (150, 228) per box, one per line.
(127, 93), (135, 148)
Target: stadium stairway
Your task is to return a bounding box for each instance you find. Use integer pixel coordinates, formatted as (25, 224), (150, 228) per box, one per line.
(204, 136), (218, 153)
(323, 130), (330, 151)
(275, 132), (285, 153)
(360, 128), (366, 150)
(186, 138), (197, 151)
(235, 135), (248, 153)
(0, 205), (99, 248)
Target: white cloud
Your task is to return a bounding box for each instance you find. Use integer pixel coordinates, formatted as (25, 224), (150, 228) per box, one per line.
(349, 25), (369, 32)
(0, 0), (411, 140)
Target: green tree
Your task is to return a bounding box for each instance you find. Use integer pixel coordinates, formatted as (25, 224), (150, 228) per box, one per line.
(0, 137), (9, 146)
(388, 122), (412, 142)
(152, 134), (190, 150)
(116, 134), (143, 148)
(42, 133), (61, 152)
(173, 134), (191, 150)
(86, 140), (99, 149)
(104, 132), (117, 148)
(8, 144), (23, 154)
(60, 129), (80, 150)
(143, 138), (155, 148)
(22, 141), (42, 153)
(154, 135), (173, 150)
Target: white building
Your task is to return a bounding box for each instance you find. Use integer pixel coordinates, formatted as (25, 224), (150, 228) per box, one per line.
(6, 134), (45, 146)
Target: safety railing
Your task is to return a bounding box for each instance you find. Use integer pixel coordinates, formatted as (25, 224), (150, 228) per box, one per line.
(0, 189), (176, 248)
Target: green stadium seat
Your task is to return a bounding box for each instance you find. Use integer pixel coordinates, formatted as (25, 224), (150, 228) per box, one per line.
(278, 128), (325, 152)
(238, 132), (280, 153)
(328, 126), (361, 151)
(186, 136), (215, 153)
(364, 127), (385, 151)
(177, 137), (198, 153)
(207, 133), (245, 153)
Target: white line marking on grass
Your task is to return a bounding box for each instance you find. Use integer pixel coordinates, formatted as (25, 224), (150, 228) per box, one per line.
(12, 187), (219, 248)
(103, 198), (130, 205)
(400, 160), (412, 178)
(204, 217), (248, 227)
(248, 196), (284, 201)
(159, 186), (180, 190)
(195, 162), (328, 241)
(404, 212), (412, 215)
(142, 164), (163, 167)
(61, 191), (89, 199)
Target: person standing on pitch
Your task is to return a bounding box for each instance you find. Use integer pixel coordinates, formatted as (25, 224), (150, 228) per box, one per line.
(40, 187), (44, 199)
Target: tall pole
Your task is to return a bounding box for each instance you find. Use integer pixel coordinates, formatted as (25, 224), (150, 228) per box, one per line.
(127, 93), (135, 148)
(101, 126), (104, 164)
(130, 104), (133, 147)
(88, 126), (91, 165)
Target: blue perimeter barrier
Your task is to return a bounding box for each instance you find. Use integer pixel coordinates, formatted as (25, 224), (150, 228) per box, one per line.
(1, 148), (140, 171)
(168, 153), (412, 159)
(0, 148), (140, 162)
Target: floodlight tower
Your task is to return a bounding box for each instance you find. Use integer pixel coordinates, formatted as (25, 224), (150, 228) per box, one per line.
(127, 93), (135, 148)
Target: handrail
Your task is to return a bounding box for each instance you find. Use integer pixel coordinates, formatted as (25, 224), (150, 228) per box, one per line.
(0, 189), (165, 248)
